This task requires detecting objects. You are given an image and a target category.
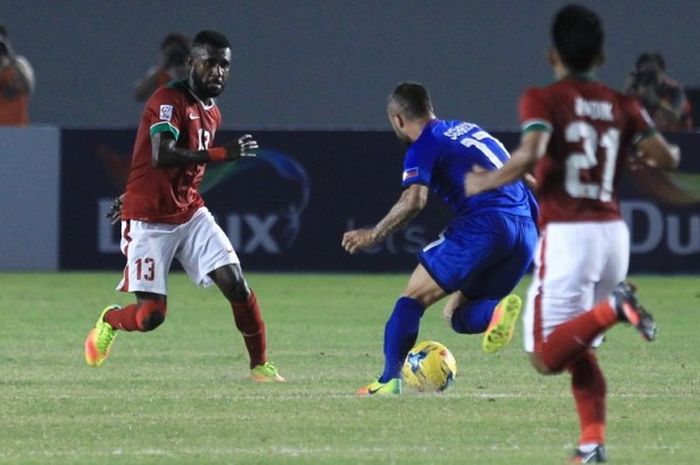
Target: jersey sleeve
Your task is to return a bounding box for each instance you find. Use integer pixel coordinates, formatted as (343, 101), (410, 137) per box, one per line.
(519, 87), (552, 133)
(145, 88), (185, 141)
(622, 96), (656, 145)
(401, 143), (437, 189)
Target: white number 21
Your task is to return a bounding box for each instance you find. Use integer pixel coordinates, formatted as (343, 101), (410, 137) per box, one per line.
(565, 122), (620, 202)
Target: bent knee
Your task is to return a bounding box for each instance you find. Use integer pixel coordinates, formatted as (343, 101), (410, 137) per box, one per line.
(136, 302), (167, 332)
(529, 353), (558, 375)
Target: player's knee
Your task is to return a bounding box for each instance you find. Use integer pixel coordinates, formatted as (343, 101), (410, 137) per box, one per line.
(139, 310), (166, 331)
(450, 314), (483, 334)
(228, 282), (250, 302)
(215, 266), (250, 302)
(448, 305), (489, 334)
(136, 301), (167, 332)
(529, 352), (557, 375)
(220, 276), (250, 303)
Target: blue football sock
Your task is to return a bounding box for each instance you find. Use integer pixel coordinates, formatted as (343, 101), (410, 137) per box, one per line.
(378, 297), (425, 383)
(451, 299), (499, 334)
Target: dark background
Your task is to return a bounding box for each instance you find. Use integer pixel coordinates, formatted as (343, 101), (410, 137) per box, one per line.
(2, 0), (699, 130)
(60, 129), (700, 273)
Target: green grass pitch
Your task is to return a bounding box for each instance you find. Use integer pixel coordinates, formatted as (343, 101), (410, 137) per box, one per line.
(1, 272), (698, 465)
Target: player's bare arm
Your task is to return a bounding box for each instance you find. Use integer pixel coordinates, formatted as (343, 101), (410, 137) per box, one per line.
(151, 132), (258, 167)
(342, 184), (428, 254)
(636, 133), (680, 170)
(465, 130), (549, 196)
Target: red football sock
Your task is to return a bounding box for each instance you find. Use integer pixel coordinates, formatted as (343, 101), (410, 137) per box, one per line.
(231, 292), (267, 368)
(104, 300), (167, 332)
(539, 301), (617, 372)
(569, 350), (606, 445)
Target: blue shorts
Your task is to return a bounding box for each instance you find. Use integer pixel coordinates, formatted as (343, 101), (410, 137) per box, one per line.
(418, 212), (537, 299)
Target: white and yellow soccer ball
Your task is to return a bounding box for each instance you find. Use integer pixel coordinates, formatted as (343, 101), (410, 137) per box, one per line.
(402, 340), (457, 392)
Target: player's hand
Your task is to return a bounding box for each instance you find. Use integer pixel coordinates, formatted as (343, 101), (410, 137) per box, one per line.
(106, 194), (124, 225)
(523, 173), (538, 190)
(223, 134), (258, 161)
(464, 165), (489, 196)
(342, 229), (376, 254)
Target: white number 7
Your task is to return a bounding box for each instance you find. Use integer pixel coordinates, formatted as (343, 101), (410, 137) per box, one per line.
(565, 122), (620, 202)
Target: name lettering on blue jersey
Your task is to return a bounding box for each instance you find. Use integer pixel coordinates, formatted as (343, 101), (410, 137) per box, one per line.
(443, 122), (478, 140)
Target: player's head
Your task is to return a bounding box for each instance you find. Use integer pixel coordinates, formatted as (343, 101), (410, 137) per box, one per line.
(188, 30), (232, 100)
(161, 33), (190, 67)
(551, 4), (604, 74)
(633, 51), (665, 85)
(387, 82), (434, 145)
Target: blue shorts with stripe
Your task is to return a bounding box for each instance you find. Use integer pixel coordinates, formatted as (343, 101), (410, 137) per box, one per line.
(418, 212), (537, 299)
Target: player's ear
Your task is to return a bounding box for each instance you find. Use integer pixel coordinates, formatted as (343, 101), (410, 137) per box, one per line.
(547, 48), (558, 67)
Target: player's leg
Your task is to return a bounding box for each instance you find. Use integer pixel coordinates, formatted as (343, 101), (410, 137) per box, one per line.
(448, 214), (536, 352)
(103, 293), (168, 331)
(525, 222), (648, 461)
(531, 221), (653, 374)
(85, 219), (175, 367)
(568, 349), (608, 463)
(208, 263), (283, 382)
(527, 222), (610, 374)
(358, 264), (447, 396)
(177, 207), (283, 382)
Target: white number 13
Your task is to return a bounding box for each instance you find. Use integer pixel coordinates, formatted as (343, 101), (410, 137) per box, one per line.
(565, 122), (620, 202)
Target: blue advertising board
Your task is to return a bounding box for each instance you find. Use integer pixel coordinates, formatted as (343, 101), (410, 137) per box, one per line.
(60, 129), (700, 273)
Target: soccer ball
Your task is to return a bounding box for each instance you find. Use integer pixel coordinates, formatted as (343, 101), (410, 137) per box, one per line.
(402, 340), (457, 392)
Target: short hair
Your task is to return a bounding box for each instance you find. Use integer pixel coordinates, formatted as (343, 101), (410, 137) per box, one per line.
(161, 33), (190, 52)
(388, 82), (433, 120)
(636, 51), (665, 71)
(192, 30), (231, 50)
(551, 4), (604, 73)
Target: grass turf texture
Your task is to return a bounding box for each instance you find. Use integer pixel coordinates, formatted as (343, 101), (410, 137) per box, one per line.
(0, 273), (698, 465)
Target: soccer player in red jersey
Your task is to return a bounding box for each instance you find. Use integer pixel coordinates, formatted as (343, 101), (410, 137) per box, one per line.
(466, 5), (679, 463)
(84, 30), (284, 382)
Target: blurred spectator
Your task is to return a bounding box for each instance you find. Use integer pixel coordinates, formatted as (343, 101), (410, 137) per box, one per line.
(625, 52), (693, 131)
(133, 33), (190, 102)
(0, 26), (35, 126)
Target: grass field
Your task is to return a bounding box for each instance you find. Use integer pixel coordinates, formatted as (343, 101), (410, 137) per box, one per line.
(1, 272), (698, 465)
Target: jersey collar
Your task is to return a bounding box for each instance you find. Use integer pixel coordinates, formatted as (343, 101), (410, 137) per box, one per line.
(562, 71), (598, 82)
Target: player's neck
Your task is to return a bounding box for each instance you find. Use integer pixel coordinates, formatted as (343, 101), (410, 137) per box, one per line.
(408, 115), (436, 142)
(556, 64), (597, 82)
(185, 80), (213, 106)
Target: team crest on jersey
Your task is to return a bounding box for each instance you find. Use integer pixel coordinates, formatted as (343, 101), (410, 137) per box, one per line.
(403, 167), (419, 181)
(159, 104), (173, 121)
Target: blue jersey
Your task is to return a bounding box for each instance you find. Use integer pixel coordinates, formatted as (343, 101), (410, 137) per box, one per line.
(402, 119), (535, 218)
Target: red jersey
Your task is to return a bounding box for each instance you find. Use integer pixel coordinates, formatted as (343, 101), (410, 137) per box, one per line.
(519, 77), (654, 226)
(0, 65), (30, 125)
(122, 80), (222, 224)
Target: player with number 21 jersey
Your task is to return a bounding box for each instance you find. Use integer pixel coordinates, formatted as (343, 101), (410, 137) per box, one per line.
(519, 78), (653, 226)
(464, 6), (679, 462)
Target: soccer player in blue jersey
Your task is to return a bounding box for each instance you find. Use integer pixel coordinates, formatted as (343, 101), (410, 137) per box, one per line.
(342, 82), (538, 395)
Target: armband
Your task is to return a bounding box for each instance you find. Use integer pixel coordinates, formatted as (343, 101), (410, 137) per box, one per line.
(206, 147), (227, 162)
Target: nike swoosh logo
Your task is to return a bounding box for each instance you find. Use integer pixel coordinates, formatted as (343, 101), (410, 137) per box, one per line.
(188, 114), (200, 120)
(367, 386), (381, 395)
